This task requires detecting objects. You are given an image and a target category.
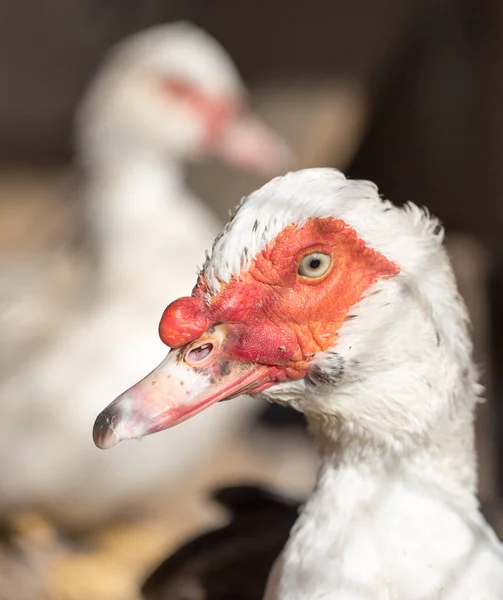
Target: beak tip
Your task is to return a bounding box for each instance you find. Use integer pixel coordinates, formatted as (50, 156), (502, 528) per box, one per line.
(218, 116), (294, 175)
(93, 409), (121, 450)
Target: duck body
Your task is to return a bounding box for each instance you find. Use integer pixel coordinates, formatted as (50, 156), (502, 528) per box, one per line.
(0, 166), (238, 522)
(0, 170), (206, 520)
(95, 168), (503, 597)
(0, 171), (91, 378)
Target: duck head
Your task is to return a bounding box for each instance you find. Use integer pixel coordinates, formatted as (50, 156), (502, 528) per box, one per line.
(76, 22), (289, 173)
(94, 169), (478, 451)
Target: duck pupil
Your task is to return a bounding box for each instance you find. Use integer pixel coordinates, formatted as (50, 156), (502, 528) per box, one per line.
(310, 259), (321, 269)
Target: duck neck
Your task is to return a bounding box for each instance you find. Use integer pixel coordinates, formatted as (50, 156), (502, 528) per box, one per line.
(84, 148), (185, 220)
(273, 377), (482, 599)
(81, 147), (186, 282)
(304, 272), (482, 508)
(305, 374), (480, 518)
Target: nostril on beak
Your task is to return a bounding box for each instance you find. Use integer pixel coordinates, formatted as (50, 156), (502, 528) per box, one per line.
(186, 342), (214, 365)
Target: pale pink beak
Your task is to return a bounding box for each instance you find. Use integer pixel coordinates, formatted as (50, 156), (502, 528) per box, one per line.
(213, 115), (292, 175)
(93, 325), (273, 449)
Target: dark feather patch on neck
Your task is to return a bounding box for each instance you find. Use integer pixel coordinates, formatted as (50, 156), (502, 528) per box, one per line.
(307, 351), (344, 387)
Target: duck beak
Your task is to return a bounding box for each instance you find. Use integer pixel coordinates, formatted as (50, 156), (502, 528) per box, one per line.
(93, 325), (274, 449)
(213, 115), (292, 175)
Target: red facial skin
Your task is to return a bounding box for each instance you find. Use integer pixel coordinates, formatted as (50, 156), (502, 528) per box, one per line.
(160, 218), (400, 383)
(160, 77), (242, 146)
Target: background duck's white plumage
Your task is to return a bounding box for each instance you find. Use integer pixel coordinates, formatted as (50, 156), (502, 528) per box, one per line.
(0, 22), (288, 526)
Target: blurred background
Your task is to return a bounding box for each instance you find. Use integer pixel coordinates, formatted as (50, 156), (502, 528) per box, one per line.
(1, 0), (503, 598)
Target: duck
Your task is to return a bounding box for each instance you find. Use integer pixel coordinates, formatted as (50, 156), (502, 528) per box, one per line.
(0, 22), (289, 528)
(95, 167), (503, 599)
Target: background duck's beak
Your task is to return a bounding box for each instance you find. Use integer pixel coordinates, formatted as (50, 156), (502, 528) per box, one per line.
(213, 115), (292, 174)
(93, 325), (273, 449)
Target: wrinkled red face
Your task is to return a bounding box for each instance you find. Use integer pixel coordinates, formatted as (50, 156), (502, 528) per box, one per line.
(93, 217), (399, 449)
(160, 218), (399, 378)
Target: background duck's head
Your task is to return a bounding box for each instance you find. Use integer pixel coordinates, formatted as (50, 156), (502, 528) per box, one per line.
(76, 22), (290, 173)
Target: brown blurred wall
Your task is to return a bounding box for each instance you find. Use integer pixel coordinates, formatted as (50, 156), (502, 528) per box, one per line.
(1, 0), (502, 256)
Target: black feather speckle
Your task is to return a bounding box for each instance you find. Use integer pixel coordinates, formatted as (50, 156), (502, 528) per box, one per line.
(307, 353), (344, 387)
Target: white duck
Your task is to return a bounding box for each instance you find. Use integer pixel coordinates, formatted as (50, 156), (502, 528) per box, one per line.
(95, 168), (503, 599)
(0, 22), (288, 527)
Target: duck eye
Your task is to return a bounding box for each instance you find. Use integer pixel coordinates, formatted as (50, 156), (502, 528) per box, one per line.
(298, 252), (331, 279)
(160, 77), (195, 99)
